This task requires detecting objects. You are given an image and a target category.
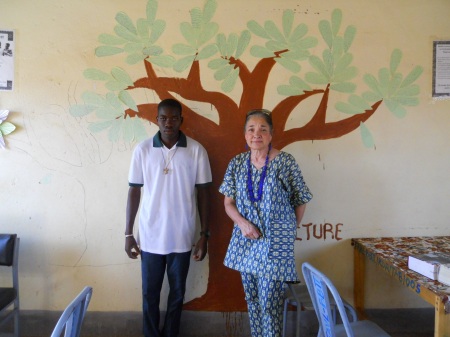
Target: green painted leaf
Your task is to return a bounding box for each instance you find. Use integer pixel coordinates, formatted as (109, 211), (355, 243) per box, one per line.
(173, 43), (197, 56)
(385, 99), (407, 118)
(390, 49), (402, 74)
(360, 122), (375, 148)
(98, 33), (126, 46)
(197, 44), (218, 59)
(105, 80), (127, 91)
(333, 66), (357, 82)
(323, 49), (333, 77)
(319, 20), (333, 49)
(295, 36), (318, 50)
(148, 55), (176, 68)
(288, 24), (308, 44)
(203, 0), (217, 23)
(122, 117), (134, 142)
(95, 46), (123, 57)
(180, 22), (196, 46)
(331, 9), (342, 37)
(275, 57), (301, 73)
(330, 82), (356, 93)
(290, 76), (311, 91)
(309, 55), (329, 78)
(96, 106), (122, 120)
(126, 53), (146, 65)
(69, 104), (96, 117)
(143, 45), (163, 56)
(282, 49), (310, 61)
(198, 22), (219, 45)
(349, 94), (371, 110)
(363, 74), (382, 96)
(133, 118), (148, 142)
(305, 72), (328, 85)
(114, 25), (140, 43)
(221, 67), (239, 93)
(396, 84), (420, 97)
(208, 58), (229, 69)
(216, 33), (227, 56)
(335, 101), (364, 115)
(282, 10), (294, 37)
(343, 25), (356, 52)
(400, 65), (423, 88)
(111, 67), (134, 87)
(149, 20), (166, 44)
(265, 21), (286, 43)
(146, 0), (158, 25)
(334, 53), (353, 74)
(247, 20), (270, 39)
(235, 30), (251, 59)
(83, 68), (111, 81)
(277, 85), (303, 96)
(362, 91), (382, 102)
(116, 12), (137, 34)
(331, 37), (344, 61)
(124, 42), (144, 54)
(250, 45), (274, 58)
(190, 7), (202, 29)
(214, 64), (233, 80)
(173, 55), (196, 72)
(106, 92), (123, 109)
(88, 120), (113, 133)
(0, 122), (16, 135)
(266, 40), (286, 52)
(226, 33), (239, 57)
(378, 68), (390, 90)
(387, 73), (403, 96)
(119, 90), (138, 111)
(392, 96), (419, 106)
(137, 19), (150, 39)
(81, 91), (105, 106)
(108, 119), (123, 142)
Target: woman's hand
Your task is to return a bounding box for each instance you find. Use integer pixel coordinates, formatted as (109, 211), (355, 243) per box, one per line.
(238, 220), (262, 240)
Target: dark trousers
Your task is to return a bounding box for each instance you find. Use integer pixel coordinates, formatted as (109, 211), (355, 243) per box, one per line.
(141, 250), (191, 337)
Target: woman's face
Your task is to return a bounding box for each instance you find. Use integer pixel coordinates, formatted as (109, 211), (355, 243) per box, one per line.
(245, 115), (272, 151)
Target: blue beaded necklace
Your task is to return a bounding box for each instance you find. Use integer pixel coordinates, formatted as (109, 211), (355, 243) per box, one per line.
(247, 146), (271, 203)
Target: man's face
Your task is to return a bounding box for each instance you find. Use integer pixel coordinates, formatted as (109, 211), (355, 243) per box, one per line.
(157, 106), (183, 144)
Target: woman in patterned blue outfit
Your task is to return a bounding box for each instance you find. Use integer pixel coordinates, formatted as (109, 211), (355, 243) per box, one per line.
(219, 109), (313, 337)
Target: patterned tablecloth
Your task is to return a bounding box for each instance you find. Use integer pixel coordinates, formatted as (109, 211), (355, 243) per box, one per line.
(352, 236), (450, 309)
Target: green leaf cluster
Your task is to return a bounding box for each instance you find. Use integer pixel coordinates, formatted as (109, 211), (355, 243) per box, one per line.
(95, 0), (175, 67)
(304, 9), (357, 93)
(172, 0), (219, 72)
(248, 9), (317, 74)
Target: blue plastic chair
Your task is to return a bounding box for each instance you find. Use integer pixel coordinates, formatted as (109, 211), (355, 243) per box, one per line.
(0, 234), (20, 337)
(302, 262), (390, 337)
(50, 286), (93, 337)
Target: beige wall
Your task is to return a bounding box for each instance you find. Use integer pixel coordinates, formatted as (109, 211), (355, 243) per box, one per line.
(1, 0), (450, 311)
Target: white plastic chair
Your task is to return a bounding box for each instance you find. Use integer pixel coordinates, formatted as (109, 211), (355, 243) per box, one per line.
(0, 234), (20, 337)
(302, 262), (390, 337)
(50, 286), (93, 337)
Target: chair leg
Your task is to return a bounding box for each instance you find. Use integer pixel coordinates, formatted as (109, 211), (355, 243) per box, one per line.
(282, 299), (288, 337)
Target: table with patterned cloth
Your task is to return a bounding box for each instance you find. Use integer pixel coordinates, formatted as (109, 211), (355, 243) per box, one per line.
(352, 236), (450, 337)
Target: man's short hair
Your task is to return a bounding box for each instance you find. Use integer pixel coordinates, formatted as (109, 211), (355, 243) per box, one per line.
(158, 99), (182, 115)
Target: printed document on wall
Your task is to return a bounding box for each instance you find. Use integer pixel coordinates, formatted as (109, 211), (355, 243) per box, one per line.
(0, 30), (14, 91)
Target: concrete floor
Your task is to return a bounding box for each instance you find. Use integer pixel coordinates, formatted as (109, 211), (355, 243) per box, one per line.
(4, 307), (434, 337)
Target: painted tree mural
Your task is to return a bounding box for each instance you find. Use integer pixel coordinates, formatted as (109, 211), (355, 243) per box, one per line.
(70, 0), (423, 311)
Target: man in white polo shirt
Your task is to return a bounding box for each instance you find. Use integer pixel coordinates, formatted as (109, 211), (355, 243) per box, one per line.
(125, 98), (212, 337)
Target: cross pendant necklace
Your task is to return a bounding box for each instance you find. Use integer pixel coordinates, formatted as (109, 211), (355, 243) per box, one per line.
(160, 147), (178, 175)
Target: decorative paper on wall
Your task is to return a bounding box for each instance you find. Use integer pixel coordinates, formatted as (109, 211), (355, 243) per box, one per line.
(0, 30), (14, 91)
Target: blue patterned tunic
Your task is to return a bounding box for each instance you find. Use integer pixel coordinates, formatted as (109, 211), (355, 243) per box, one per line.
(219, 151), (313, 282)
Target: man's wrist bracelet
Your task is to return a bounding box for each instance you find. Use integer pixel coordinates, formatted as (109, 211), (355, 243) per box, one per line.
(125, 234), (134, 238)
(200, 230), (210, 238)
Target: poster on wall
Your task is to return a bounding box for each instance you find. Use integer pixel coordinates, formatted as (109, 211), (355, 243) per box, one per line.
(0, 30), (14, 91)
(432, 40), (450, 98)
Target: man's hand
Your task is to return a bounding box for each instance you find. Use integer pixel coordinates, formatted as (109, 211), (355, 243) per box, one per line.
(125, 236), (141, 259)
(193, 236), (208, 261)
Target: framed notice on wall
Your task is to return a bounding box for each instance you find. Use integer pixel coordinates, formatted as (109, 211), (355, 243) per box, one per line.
(433, 40), (450, 98)
(0, 30), (14, 91)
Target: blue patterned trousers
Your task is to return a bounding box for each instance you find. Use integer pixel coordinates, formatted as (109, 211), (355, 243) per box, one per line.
(241, 272), (285, 337)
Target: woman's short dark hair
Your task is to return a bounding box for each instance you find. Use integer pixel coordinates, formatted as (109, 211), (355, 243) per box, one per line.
(244, 109), (273, 133)
(158, 99), (182, 115)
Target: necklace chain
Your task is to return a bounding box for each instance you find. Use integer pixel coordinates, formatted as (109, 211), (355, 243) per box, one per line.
(160, 147), (178, 175)
(247, 148), (270, 202)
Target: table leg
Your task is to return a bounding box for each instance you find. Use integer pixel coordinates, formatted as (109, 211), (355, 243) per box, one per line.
(353, 245), (366, 319)
(434, 297), (450, 337)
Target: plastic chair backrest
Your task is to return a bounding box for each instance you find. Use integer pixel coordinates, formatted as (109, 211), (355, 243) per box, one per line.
(50, 286), (93, 337)
(302, 262), (355, 337)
